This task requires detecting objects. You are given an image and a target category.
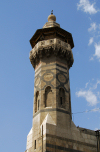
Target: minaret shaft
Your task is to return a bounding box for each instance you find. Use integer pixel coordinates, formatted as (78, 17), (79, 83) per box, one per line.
(25, 13), (97, 152)
(27, 13), (74, 152)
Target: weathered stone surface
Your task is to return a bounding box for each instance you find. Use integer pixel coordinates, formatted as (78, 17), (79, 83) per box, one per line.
(25, 14), (97, 152)
(29, 38), (74, 69)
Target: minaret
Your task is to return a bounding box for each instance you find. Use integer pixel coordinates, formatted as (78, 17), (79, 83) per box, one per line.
(25, 13), (97, 152)
(26, 12), (74, 152)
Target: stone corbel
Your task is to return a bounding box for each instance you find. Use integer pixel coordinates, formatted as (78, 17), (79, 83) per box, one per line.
(35, 57), (39, 64)
(45, 49), (51, 57)
(45, 46), (51, 57)
(54, 48), (59, 56)
(31, 59), (35, 68)
(59, 48), (65, 58)
(51, 44), (54, 49)
(38, 50), (43, 58)
(33, 52), (36, 59)
(61, 48), (66, 54)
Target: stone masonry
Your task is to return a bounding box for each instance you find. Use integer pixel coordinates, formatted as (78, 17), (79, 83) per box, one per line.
(25, 13), (99, 152)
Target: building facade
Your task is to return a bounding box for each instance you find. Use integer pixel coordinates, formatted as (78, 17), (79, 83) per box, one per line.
(25, 13), (98, 152)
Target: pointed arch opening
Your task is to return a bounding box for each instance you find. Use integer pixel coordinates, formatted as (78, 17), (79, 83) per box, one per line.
(35, 91), (39, 113)
(59, 88), (65, 108)
(45, 86), (52, 107)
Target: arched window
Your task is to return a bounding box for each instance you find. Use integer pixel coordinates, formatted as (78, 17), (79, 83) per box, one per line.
(35, 91), (39, 113)
(59, 88), (65, 108)
(45, 86), (52, 107)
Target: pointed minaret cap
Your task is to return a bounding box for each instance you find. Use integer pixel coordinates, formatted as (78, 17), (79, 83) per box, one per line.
(43, 11), (60, 28)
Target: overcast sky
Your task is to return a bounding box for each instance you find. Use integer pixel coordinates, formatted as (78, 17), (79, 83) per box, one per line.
(0, 0), (100, 151)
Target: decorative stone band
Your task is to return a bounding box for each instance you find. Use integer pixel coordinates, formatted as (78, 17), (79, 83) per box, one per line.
(33, 108), (71, 118)
(46, 134), (97, 149)
(46, 142), (96, 152)
(29, 38), (74, 69)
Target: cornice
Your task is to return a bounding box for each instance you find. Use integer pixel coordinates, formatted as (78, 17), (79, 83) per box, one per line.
(29, 38), (74, 69)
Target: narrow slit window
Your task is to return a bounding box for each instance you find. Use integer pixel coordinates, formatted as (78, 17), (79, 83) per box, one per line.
(60, 97), (62, 105)
(38, 100), (39, 110)
(35, 91), (39, 113)
(59, 88), (65, 108)
(34, 140), (36, 150)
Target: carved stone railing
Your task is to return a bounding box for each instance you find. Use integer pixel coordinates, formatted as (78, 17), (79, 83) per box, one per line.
(29, 38), (74, 69)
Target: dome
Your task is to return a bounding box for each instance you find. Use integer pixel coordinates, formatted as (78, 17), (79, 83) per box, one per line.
(43, 11), (60, 28)
(48, 14), (56, 22)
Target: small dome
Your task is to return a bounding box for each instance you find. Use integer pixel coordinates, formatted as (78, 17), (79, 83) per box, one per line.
(48, 14), (56, 22)
(43, 11), (60, 28)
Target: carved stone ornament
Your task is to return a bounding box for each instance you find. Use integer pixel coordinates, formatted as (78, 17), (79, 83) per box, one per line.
(58, 74), (66, 83)
(29, 38), (74, 69)
(44, 73), (53, 81)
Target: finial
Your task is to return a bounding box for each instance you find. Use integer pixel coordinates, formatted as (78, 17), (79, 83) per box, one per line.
(43, 13), (60, 28)
(48, 11), (56, 22)
(51, 10), (53, 14)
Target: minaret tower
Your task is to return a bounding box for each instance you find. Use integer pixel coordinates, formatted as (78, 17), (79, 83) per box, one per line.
(26, 12), (74, 152)
(25, 13), (97, 152)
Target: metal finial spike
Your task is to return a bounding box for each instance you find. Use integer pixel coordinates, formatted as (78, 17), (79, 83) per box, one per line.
(51, 10), (53, 14)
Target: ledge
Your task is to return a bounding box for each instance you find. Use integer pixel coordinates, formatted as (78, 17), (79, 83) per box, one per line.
(29, 38), (74, 69)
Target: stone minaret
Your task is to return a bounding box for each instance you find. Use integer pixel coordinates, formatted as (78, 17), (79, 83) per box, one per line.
(25, 13), (97, 152)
